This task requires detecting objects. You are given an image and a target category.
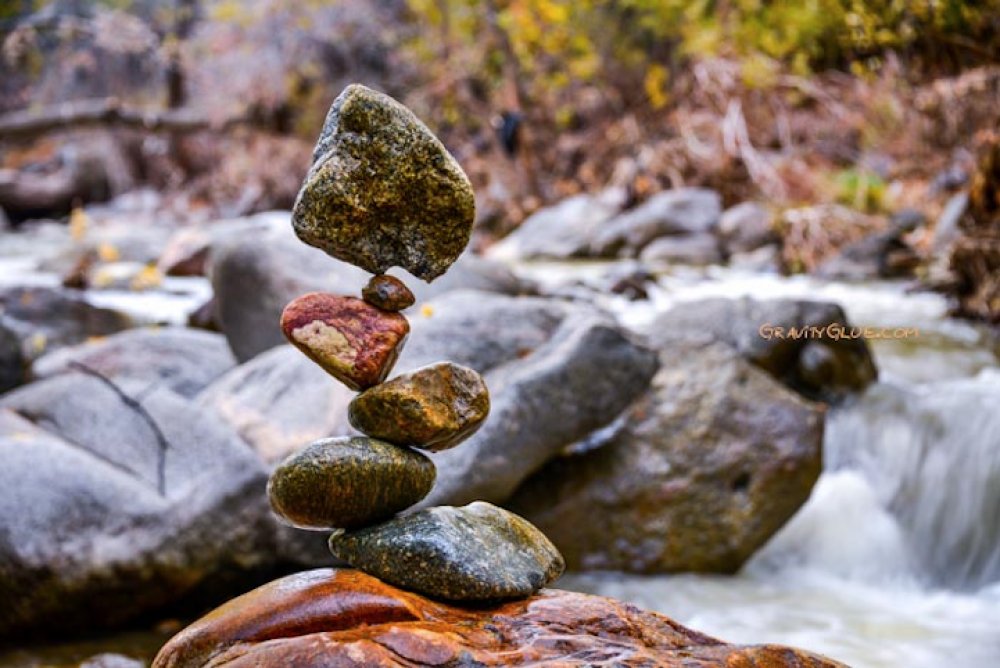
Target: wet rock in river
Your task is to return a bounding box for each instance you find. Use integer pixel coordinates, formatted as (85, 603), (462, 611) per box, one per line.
(268, 436), (434, 530)
(152, 568), (848, 668)
(292, 84), (475, 281)
(328, 502), (564, 601)
(348, 361), (488, 451)
(280, 292), (409, 391)
(508, 339), (824, 573)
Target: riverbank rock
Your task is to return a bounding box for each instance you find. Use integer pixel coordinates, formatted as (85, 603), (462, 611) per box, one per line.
(0, 374), (274, 638)
(648, 297), (877, 402)
(419, 306), (658, 507)
(268, 436), (434, 530)
(197, 345), (356, 464)
(328, 502), (563, 601)
(292, 84), (475, 281)
(202, 291), (652, 475)
(591, 188), (721, 257)
(508, 339), (824, 573)
(280, 293), (409, 391)
(152, 568), (847, 668)
(486, 188), (626, 260)
(348, 362), (489, 451)
(0, 286), (133, 362)
(32, 327), (236, 398)
(211, 222), (528, 361)
(718, 201), (777, 255)
(210, 223), (367, 362)
(639, 232), (722, 265)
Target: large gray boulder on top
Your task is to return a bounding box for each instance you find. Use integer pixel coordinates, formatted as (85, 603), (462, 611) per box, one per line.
(0, 374), (274, 638)
(487, 189), (627, 261)
(649, 297), (877, 402)
(508, 338), (824, 574)
(211, 221), (531, 362)
(590, 188), (721, 258)
(292, 84), (475, 281)
(717, 201), (777, 255)
(32, 327), (236, 398)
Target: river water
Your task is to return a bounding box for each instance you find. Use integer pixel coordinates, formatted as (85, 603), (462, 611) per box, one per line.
(522, 262), (1000, 668)
(1, 232), (998, 666)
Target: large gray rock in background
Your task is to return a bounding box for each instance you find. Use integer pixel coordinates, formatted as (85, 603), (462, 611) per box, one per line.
(420, 311), (659, 507)
(590, 188), (721, 257)
(0, 374), (275, 638)
(32, 327), (236, 398)
(650, 297), (877, 402)
(200, 290), (657, 509)
(0, 286), (135, 393)
(211, 220), (532, 362)
(198, 345), (357, 465)
(487, 189), (626, 261)
(508, 338), (824, 573)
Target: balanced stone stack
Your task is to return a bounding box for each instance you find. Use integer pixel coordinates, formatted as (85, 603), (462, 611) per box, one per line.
(266, 84), (564, 602)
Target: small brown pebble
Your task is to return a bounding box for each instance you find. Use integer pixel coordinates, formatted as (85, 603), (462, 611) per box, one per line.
(362, 275), (415, 311)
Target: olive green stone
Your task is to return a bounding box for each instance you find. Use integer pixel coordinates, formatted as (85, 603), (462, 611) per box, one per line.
(267, 436), (435, 530)
(328, 501), (565, 602)
(292, 84), (475, 282)
(348, 362), (489, 452)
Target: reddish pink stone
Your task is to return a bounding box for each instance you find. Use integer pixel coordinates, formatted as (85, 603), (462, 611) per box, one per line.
(280, 292), (409, 391)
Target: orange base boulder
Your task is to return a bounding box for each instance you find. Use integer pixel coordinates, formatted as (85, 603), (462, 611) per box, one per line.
(153, 569), (847, 668)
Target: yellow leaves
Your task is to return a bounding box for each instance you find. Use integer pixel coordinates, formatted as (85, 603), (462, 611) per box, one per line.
(130, 264), (163, 292)
(28, 333), (46, 357)
(739, 54), (779, 90)
(643, 64), (670, 110)
(97, 243), (120, 263)
(69, 206), (88, 241)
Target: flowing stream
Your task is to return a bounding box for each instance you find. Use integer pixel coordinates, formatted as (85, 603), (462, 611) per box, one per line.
(1, 231), (998, 666)
(520, 262), (1000, 668)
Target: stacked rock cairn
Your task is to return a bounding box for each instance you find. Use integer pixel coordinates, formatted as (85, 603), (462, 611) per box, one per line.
(266, 84), (565, 602)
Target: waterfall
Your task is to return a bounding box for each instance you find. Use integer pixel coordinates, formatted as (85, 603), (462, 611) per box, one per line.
(822, 371), (1000, 590)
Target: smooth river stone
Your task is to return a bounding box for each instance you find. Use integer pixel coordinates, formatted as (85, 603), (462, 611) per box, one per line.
(267, 436), (434, 530)
(348, 362), (489, 451)
(361, 274), (415, 312)
(280, 292), (409, 391)
(292, 84), (475, 282)
(328, 502), (564, 601)
(152, 568), (850, 668)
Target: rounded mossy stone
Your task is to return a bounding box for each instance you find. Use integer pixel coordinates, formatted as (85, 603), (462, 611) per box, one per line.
(328, 501), (565, 601)
(267, 436), (435, 530)
(292, 84), (475, 282)
(348, 362), (489, 451)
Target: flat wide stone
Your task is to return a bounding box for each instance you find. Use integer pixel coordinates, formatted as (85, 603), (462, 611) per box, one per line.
(348, 362), (489, 451)
(267, 436), (434, 530)
(328, 502), (564, 602)
(292, 84), (475, 281)
(280, 292), (409, 391)
(152, 568), (849, 668)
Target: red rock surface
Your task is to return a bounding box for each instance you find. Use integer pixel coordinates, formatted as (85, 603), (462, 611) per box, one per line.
(280, 293), (409, 391)
(153, 569), (849, 668)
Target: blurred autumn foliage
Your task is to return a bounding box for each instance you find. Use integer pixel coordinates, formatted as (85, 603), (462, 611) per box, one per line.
(1, 0), (998, 232)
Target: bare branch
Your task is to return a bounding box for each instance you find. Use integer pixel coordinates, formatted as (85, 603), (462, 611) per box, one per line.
(0, 98), (249, 142)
